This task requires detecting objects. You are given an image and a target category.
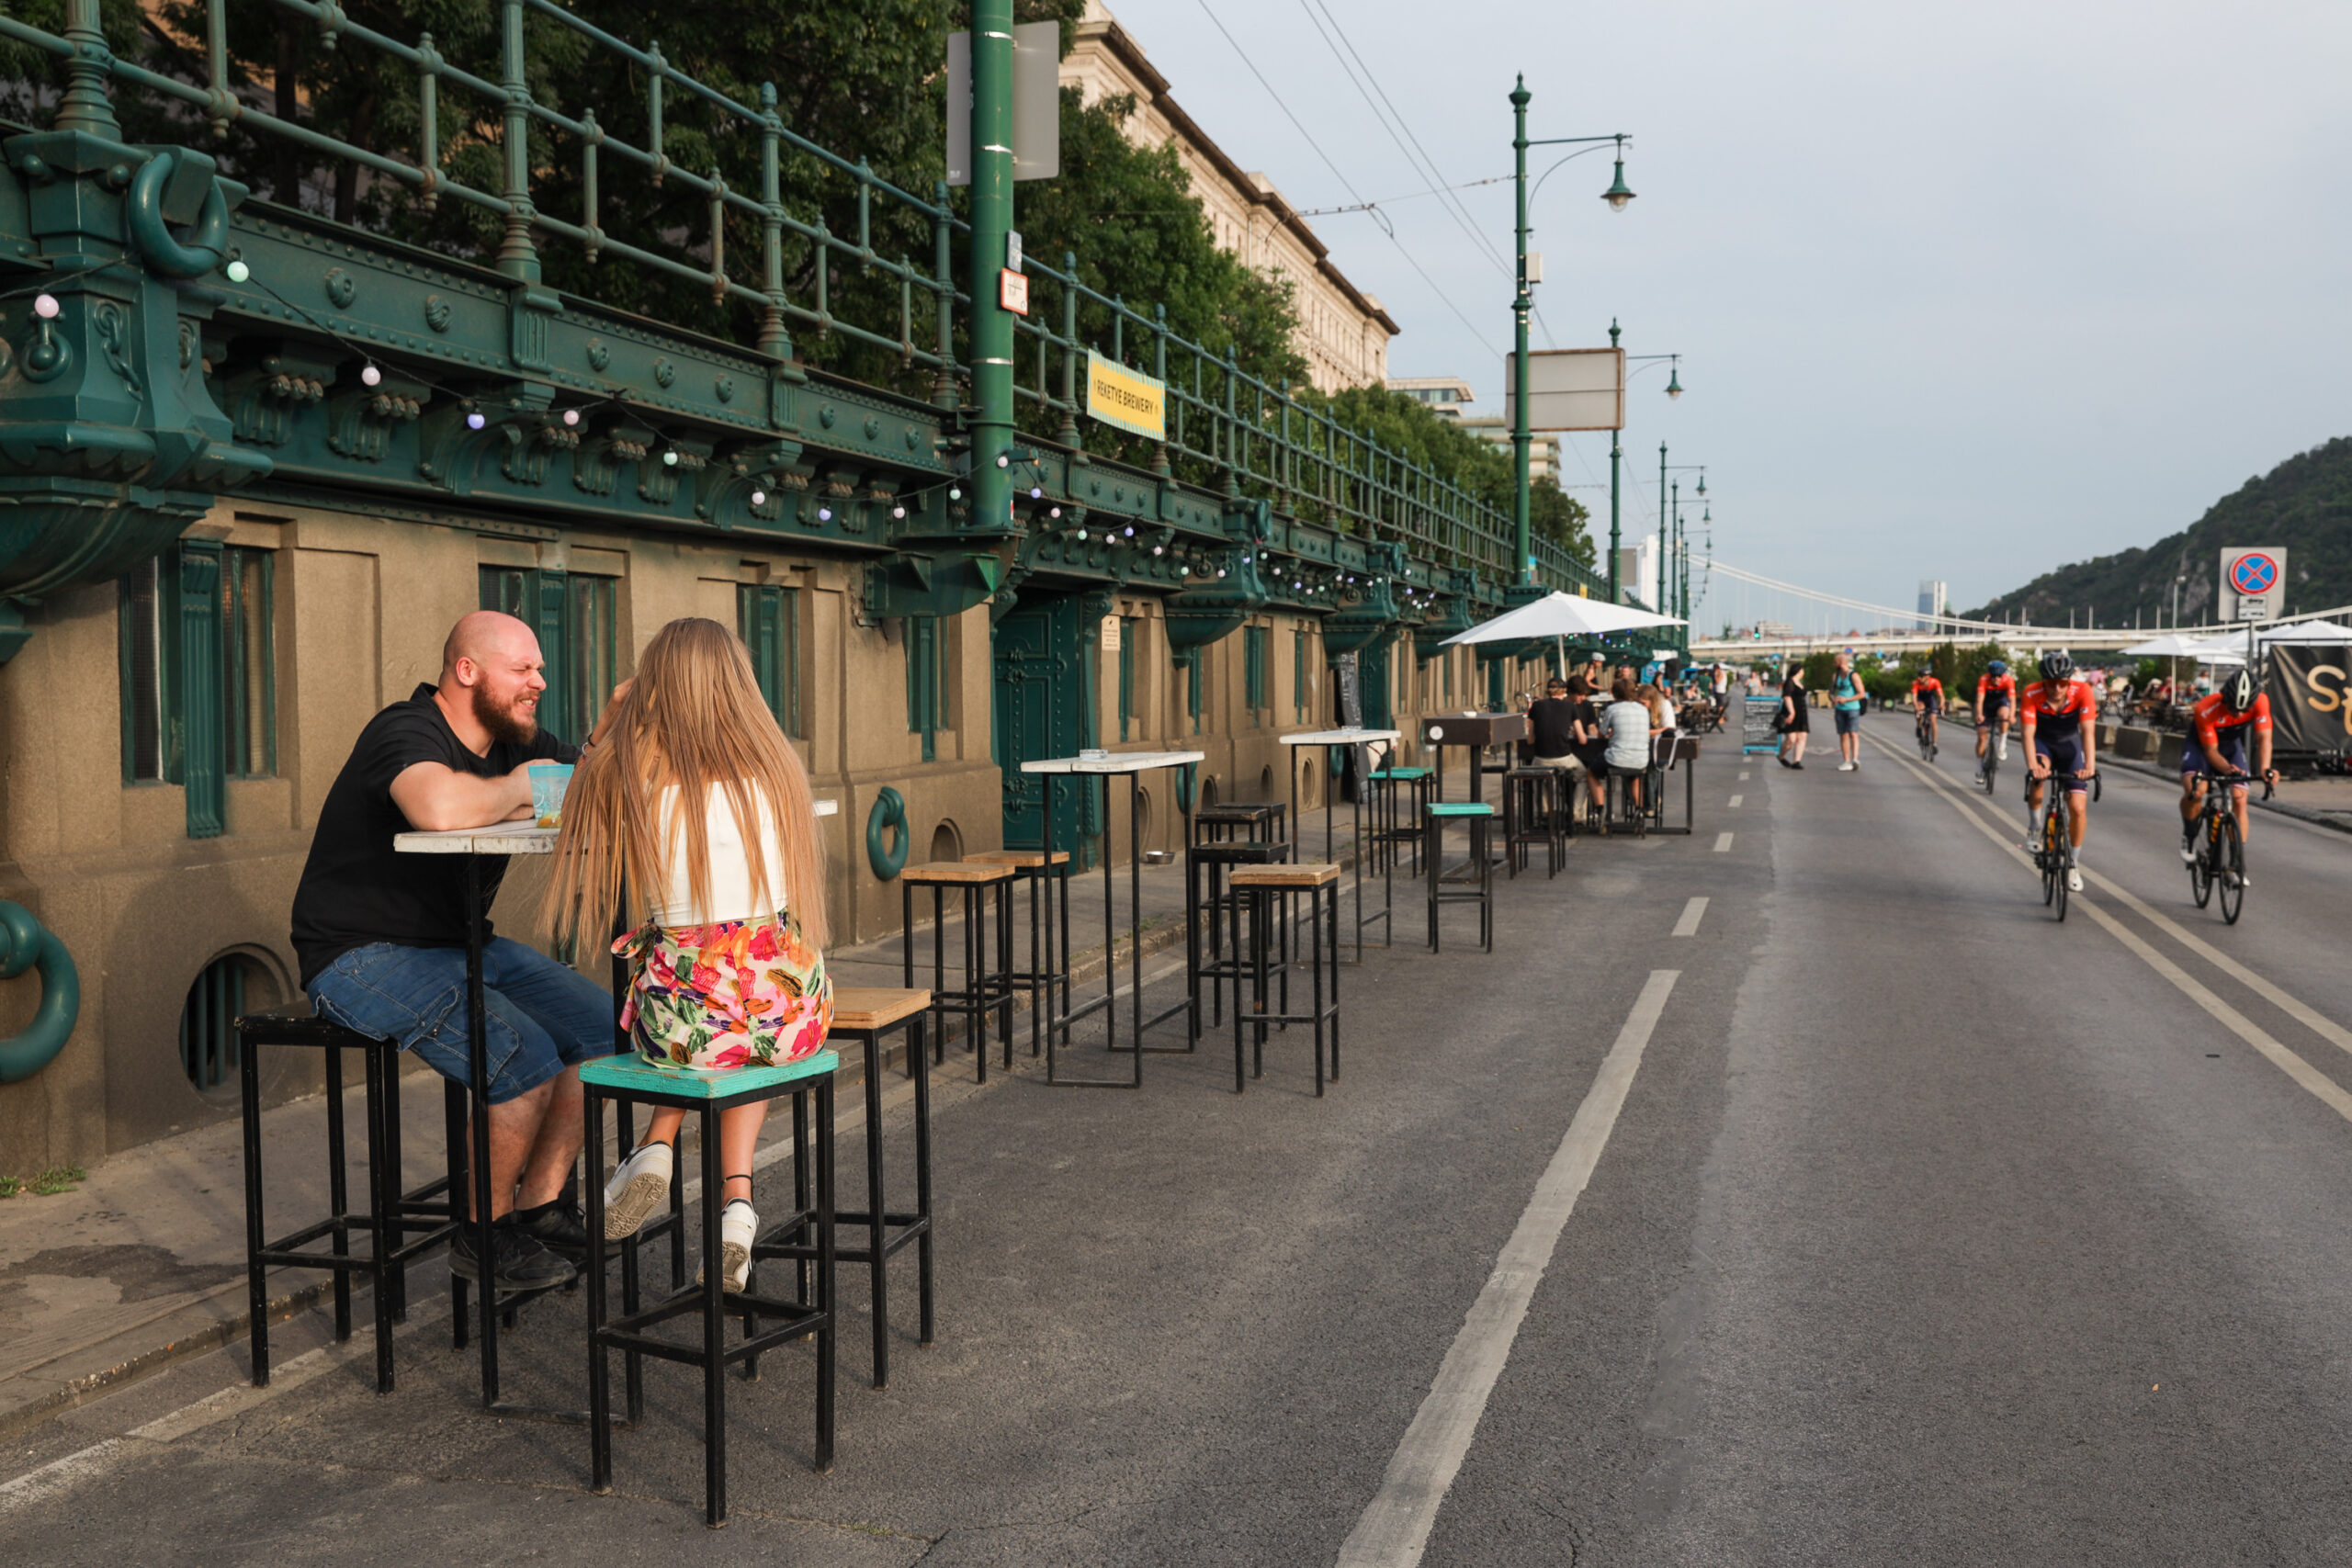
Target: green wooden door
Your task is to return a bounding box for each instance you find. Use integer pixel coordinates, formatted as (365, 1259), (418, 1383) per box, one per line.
(993, 594), (1093, 852)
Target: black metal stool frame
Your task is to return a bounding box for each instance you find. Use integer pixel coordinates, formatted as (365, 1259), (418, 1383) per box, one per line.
(1227, 874), (1340, 1096)
(584, 1068), (836, 1529)
(754, 1008), (931, 1389)
(899, 872), (1016, 1082)
(237, 1013), (466, 1394)
(1425, 807), (1497, 953)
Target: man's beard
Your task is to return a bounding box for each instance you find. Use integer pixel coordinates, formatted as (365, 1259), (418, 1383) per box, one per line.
(471, 682), (538, 746)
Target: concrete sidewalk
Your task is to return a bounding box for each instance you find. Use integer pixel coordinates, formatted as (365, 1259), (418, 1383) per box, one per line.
(0, 803), (1389, 1440)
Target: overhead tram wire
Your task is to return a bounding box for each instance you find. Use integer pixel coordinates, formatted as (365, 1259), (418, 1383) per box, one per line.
(1192, 0), (1502, 353)
(1295, 0), (1514, 280)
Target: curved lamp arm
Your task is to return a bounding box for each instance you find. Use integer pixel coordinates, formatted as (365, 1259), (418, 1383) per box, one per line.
(0, 901), (80, 1085)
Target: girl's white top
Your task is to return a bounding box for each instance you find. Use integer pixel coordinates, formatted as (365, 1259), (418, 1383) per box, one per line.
(1601, 702), (1652, 771)
(649, 781), (786, 927)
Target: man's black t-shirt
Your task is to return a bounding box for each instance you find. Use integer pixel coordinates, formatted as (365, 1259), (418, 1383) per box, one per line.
(290, 683), (574, 987)
(1527, 696), (1582, 759)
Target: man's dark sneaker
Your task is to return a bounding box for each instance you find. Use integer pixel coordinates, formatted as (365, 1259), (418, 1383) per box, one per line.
(510, 1194), (592, 1261)
(450, 1222), (577, 1292)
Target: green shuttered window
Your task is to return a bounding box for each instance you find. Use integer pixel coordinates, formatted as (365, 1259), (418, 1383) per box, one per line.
(1244, 625), (1269, 718)
(906, 615), (946, 762)
(119, 543), (276, 838)
(478, 566), (616, 744)
(737, 583), (803, 738)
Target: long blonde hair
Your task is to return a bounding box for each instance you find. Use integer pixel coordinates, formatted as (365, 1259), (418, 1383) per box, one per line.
(542, 616), (828, 949)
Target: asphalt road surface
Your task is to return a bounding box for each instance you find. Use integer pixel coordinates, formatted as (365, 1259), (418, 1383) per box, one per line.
(11, 707), (2352, 1565)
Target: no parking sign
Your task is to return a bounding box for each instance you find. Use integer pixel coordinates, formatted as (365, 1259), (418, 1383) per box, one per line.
(2221, 547), (2286, 622)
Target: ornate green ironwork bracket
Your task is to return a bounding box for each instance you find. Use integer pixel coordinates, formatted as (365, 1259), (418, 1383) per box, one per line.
(0, 901), (80, 1084)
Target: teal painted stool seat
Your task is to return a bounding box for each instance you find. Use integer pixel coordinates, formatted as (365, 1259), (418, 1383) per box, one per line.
(1369, 766), (1430, 780)
(582, 1049), (839, 1529)
(1424, 803), (1497, 953)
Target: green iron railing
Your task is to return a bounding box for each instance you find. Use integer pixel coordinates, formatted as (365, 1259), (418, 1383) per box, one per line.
(3, 0), (1607, 604)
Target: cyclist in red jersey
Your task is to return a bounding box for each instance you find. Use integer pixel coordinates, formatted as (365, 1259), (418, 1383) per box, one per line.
(2179, 669), (2278, 874)
(1973, 660), (2016, 776)
(2020, 651), (2098, 891)
(1910, 671), (1945, 753)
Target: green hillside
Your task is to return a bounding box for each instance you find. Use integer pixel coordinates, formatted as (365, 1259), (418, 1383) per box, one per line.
(1966, 436), (2352, 626)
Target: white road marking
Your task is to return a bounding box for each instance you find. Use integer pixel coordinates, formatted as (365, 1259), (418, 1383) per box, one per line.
(1727, 795), (1743, 808)
(1713, 832), (1734, 852)
(1671, 897), (1708, 937)
(1871, 736), (2352, 1129)
(1738, 771), (1750, 781)
(1336, 970), (1679, 1568)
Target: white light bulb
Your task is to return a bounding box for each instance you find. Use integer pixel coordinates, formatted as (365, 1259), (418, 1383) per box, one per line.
(949, 487), (962, 501)
(224, 260), (250, 283)
(466, 412), (486, 430)
(1030, 487), (1043, 499)
(1218, 569), (1227, 579)
(893, 505), (906, 520)
(1049, 506), (1061, 519)
(1152, 545), (1163, 556)
(32, 293), (59, 320)
(662, 449), (678, 466)
(751, 489), (767, 506)
(360, 364), (382, 387)
(996, 454), (1010, 468)
(561, 407), (580, 426)
(1124, 526), (1135, 537)
(819, 506), (832, 522)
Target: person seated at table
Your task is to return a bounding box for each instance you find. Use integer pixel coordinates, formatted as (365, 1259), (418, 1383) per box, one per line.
(1602, 678), (1654, 811)
(543, 616), (833, 1294)
(293, 611), (627, 1292)
(1525, 676), (1592, 818)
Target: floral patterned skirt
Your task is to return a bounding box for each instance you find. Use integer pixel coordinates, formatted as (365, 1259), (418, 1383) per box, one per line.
(613, 912), (832, 1072)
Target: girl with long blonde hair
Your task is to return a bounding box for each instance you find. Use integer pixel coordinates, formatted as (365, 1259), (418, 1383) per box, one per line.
(543, 616), (831, 1291)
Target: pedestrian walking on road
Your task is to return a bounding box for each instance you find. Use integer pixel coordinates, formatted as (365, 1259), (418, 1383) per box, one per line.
(1776, 666), (1809, 769)
(544, 615), (835, 1293)
(1831, 653), (1867, 772)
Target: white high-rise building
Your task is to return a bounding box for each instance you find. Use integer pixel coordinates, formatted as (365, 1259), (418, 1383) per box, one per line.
(1917, 579), (1949, 631)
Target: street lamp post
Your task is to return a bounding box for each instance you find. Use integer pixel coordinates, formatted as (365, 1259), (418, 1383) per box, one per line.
(1510, 76), (1630, 589)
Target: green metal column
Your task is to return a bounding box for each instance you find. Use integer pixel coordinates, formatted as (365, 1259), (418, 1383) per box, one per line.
(1608, 319), (1622, 603)
(968, 0), (1016, 536)
(1510, 77), (1533, 585)
(1657, 443), (1668, 613)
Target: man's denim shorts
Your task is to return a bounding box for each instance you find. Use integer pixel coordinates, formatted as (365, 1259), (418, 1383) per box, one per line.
(1833, 707), (1863, 736)
(307, 938), (613, 1104)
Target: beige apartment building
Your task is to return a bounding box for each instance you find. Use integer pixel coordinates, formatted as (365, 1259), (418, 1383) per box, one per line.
(1062, 1), (1398, 392)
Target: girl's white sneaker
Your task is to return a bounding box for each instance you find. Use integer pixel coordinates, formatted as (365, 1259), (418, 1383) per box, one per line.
(602, 1141), (673, 1240)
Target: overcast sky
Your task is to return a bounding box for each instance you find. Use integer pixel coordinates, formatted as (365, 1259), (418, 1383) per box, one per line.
(1101, 0), (2352, 629)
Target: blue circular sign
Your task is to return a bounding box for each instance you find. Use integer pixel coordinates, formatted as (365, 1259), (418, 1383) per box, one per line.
(2230, 552), (2278, 596)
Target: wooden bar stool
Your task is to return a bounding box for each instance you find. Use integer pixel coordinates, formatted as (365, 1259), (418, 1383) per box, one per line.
(1226, 862), (1342, 1096)
(899, 862), (1017, 1081)
(965, 848), (1071, 1060)
(755, 987), (933, 1390)
(1425, 802), (1496, 953)
(583, 1051), (838, 1529)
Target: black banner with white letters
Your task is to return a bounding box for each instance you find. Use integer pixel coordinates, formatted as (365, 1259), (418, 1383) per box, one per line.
(2266, 645), (2352, 755)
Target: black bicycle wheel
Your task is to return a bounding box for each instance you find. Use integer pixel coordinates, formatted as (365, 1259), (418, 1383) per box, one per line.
(1984, 752), (1998, 795)
(2218, 814), (2245, 925)
(2190, 814), (2215, 908)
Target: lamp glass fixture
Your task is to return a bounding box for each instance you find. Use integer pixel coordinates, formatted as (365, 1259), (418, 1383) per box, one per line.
(1665, 367), (1682, 400)
(1601, 159), (1635, 211)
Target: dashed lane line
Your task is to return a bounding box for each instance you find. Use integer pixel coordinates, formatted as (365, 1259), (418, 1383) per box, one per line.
(1727, 795), (1744, 808)
(1713, 832), (1734, 852)
(1335, 971), (1681, 1568)
(1868, 736), (2352, 1129)
(1671, 897), (1708, 937)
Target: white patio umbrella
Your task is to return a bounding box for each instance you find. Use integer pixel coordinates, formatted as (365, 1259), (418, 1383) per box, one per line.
(2197, 619), (2352, 648)
(1439, 592), (1685, 684)
(2120, 633), (2224, 659)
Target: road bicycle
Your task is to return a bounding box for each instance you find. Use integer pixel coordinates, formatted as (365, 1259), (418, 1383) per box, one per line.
(1979, 723), (2005, 795)
(2188, 770), (2274, 926)
(1915, 706), (1938, 761)
(2031, 771), (2086, 921)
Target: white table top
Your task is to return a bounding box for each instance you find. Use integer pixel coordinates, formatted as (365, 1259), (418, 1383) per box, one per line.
(395, 798), (837, 854)
(1020, 750), (1206, 775)
(1279, 728), (1402, 746)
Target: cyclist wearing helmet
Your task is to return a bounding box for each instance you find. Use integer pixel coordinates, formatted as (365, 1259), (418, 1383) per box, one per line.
(2181, 668), (2278, 873)
(1910, 668), (1946, 753)
(2020, 651), (2098, 892)
(1973, 659), (2017, 776)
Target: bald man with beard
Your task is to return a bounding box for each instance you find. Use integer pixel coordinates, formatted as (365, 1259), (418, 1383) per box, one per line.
(292, 612), (627, 1292)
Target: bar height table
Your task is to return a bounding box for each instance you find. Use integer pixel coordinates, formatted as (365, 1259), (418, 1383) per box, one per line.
(1278, 727), (1401, 963)
(1017, 751), (1204, 1088)
(392, 798), (838, 1417)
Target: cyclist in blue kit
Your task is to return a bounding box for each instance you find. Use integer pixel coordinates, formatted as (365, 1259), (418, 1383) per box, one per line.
(2020, 651), (2098, 893)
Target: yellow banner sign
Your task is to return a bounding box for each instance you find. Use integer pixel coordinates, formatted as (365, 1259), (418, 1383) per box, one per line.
(1086, 351), (1166, 441)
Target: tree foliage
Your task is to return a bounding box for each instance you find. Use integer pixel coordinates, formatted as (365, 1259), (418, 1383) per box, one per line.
(1968, 435), (2352, 626)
